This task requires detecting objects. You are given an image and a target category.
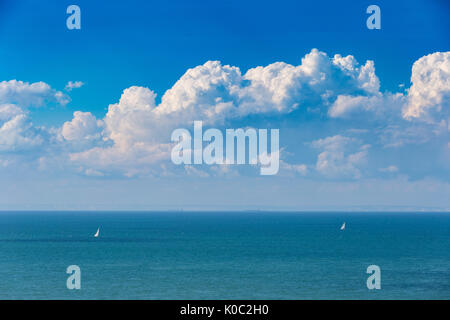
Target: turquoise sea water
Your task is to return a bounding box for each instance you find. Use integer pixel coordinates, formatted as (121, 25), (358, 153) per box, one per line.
(0, 212), (449, 300)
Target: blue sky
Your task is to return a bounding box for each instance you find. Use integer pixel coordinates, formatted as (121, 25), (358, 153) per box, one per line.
(1, 0), (448, 123)
(0, 0), (449, 210)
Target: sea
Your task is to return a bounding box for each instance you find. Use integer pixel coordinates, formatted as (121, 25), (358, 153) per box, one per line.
(0, 211), (449, 299)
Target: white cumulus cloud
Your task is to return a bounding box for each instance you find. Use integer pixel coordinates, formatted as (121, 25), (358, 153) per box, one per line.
(64, 49), (388, 176)
(65, 81), (84, 91)
(62, 111), (103, 141)
(1, 49), (448, 179)
(0, 80), (69, 107)
(0, 104), (44, 151)
(311, 135), (370, 179)
(403, 51), (450, 122)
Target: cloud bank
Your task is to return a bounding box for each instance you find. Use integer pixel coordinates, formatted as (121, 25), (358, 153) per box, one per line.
(1, 49), (448, 180)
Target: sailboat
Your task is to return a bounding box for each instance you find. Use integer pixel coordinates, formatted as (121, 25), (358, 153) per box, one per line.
(340, 222), (346, 231)
(94, 227), (100, 238)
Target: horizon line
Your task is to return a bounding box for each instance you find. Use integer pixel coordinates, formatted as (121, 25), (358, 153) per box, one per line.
(0, 209), (449, 213)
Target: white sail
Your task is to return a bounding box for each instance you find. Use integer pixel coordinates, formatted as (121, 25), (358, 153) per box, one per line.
(340, 222), (346, 230)
(94, 227), (100, 237)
